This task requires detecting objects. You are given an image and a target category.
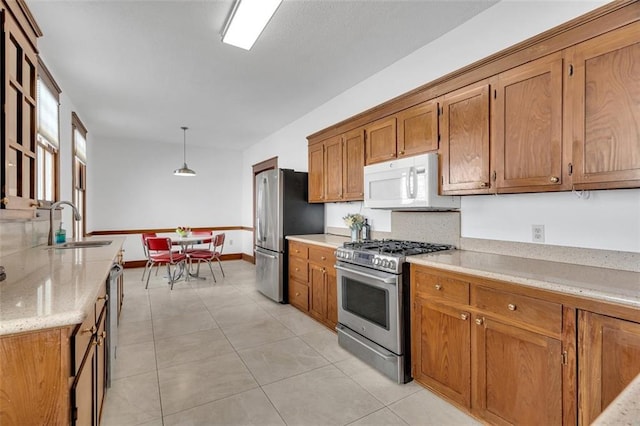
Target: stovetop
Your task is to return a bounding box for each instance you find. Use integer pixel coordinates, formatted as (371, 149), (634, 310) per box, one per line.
(336, 239), (454, 274)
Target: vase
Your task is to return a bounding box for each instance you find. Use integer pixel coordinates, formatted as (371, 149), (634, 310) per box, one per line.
(350, 227), (359, 242)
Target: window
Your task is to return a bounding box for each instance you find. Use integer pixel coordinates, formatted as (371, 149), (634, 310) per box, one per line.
(72, 112), (87, 238)
(36, 59), (61, 205)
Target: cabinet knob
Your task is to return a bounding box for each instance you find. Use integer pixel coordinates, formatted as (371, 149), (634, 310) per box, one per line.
(295, 292), (300, 296)
(399, 150), (405, 155)
(321, 256), (326, 260)
(550, 176), (559, 183)
(97, 336), (104, 346)
(98, 294), (109, 301)
(460, 313), (469, 321)
(101, 331), (107, 339)
(507, 303), (517, 311)
(1, 198), (8, 206)
(479, 182), (488, 188)
(295, 268), (299, 272)
(30, 201), (42, 208)
(475, 318), (484, 326)
(434, 284), (442, 291)
(83, 325), (97, 334)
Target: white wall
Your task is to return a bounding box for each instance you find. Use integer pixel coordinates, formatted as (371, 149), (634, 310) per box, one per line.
(241, 0), (640, 254)
(89, 138), (244, 260)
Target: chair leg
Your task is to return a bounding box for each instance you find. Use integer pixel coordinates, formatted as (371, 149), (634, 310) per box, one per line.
(167, 264), (174, 290)
(216, 257), (225, 277)
(207, 260), (216, 283)
(145, 261), (154, 289)
(141, 260), (152, 281)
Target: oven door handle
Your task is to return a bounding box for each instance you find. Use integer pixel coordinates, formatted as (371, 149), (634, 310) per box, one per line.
(335, 265), (397, 284)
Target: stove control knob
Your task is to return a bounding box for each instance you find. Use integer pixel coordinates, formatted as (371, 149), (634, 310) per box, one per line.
(373, 257), (380, 266)
(388, 260), (396, 270)
(381, 259), (389, 268)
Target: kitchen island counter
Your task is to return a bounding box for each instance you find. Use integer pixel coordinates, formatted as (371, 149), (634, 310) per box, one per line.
(0, 237), (125, 336)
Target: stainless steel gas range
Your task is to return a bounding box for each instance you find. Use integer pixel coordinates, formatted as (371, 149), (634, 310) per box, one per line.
(335, 239), (454, 384)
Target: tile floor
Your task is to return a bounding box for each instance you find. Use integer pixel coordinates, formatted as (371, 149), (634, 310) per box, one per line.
(102, 260), (480, 426)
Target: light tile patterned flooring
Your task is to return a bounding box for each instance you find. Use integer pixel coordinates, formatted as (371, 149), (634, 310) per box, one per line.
(102, 260), (480, 426)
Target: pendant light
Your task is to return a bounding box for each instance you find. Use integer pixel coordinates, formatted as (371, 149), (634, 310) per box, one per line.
(173, 126), (196, 176)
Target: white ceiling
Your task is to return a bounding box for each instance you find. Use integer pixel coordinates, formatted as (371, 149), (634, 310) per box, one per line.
(28, 0), (497, 150)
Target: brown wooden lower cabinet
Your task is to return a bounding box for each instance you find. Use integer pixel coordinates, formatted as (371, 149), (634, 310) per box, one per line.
(288, 240), (337, 331)
(411, 264), (640, 425)
(578, 311), (640, 424)
(474, 315), (562, 425)
(0, 280), (111, 425)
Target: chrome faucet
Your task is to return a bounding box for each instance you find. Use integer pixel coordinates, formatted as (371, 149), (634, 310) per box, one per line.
(47, 201), (82, 246)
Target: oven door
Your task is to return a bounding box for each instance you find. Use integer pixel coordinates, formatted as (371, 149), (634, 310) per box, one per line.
(335, 261), (402, 354)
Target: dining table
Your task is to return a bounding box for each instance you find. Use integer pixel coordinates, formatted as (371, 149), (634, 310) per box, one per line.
(171, 233), (212, 280)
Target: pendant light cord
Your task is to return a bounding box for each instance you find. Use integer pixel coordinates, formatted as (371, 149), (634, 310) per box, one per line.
(182, 126), (188, 164)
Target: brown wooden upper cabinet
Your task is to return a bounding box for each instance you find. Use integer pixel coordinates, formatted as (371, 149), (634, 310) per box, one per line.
(493, 52), (566, 193)
(308, 142), (324, 202)
(364, 100), (439, 166)
(397, 100), (439, 158)
(308, 129), (365, 203)
(440, 82), (491, 194)
(566, 22), (640, 190)
(1, 4), (40, 210)
(364, 116), (396, 165)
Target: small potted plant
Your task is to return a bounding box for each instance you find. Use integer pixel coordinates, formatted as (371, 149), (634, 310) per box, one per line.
(343, 213), (365, 242)
(176, 226), (191, 237)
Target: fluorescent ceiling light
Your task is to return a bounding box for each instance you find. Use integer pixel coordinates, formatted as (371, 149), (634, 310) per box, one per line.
(222, 0), (282, 50)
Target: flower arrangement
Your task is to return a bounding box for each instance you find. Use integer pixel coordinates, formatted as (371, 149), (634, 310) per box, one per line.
(343, 213), (365, 230)
(176, 226), (191, 237)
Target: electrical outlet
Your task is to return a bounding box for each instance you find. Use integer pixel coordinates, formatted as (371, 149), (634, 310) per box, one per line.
(228, 239), (233, 246)
(532, 225), (545, 243)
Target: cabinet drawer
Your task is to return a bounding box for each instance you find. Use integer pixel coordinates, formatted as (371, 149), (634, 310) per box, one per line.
(289, 241), (308, 259)
(308, 246), (335, 269)
(289, 256), (308, 282)
(289, 279), (309, 311)
(473, 286), (562, 335)
(413, 269), (469, 305)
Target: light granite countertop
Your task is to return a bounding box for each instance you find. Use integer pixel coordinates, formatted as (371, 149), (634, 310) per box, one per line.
(0, 237), (125, 336)
(286, 234), (350, 249)
(407, 250), (640, 309)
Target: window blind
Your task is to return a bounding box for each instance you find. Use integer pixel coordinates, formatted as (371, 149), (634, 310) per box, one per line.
(37, 78), (59, 148)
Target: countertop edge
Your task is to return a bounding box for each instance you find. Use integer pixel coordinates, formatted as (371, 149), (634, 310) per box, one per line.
(286, 234), (348, 249)
(407, 252), (640, 310)
(0, 237), (125, 336)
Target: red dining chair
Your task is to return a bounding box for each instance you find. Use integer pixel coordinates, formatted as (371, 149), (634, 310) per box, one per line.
(184, 230), (213, 254)
(141, 232), (157, 282)
(145, 237), (187, 290)
(186, 232), (225, 282)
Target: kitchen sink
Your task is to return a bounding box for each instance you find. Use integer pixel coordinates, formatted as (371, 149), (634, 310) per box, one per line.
(49, 240), (113, 249)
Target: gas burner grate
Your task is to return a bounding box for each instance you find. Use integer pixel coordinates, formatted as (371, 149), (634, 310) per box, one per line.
(343, 239), (454, 256)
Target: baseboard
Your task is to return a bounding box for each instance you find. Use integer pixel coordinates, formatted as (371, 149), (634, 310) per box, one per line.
(242, 253), (255, 264)
(124, 253), (245, 269)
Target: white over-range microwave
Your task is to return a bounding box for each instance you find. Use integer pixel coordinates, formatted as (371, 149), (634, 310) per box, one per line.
(364, 153), (460, 210)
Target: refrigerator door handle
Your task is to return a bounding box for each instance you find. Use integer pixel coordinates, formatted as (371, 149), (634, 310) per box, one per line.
(256, 177), (267, 243)
(257, 250), (278, 260)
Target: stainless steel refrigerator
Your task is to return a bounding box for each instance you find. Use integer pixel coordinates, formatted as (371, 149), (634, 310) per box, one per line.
(255, 169), (324, 302)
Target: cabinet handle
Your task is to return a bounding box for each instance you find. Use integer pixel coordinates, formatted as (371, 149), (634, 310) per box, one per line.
(550, 176), (559, 183)
(507, 303), (517, 311)
(434, 284), (442, 291)
(460, 313), (469, 321)
(83, 325), (97, 334)
(475, 318), (484, 326)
